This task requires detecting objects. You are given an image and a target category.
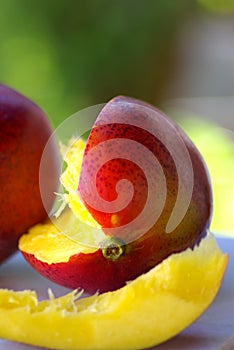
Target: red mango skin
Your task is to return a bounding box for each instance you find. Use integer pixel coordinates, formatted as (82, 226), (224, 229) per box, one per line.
(20, 96), (212, 294)
(21, 240), (168, 294)
(78, 96), (212, 247)
(0, 84), (60, 263)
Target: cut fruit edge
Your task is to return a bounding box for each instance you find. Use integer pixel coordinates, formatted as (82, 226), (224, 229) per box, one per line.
(19, 208), (106, 263)
(0, 234), (228, 350)
(56, 137), (100, 229)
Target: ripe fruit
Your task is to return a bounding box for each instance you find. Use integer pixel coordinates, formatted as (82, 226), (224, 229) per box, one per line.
(0, 234), (228, 349)
(20, 96), (212, 293)
(0, 84), (59, 263)
(77, 96), (212, 240)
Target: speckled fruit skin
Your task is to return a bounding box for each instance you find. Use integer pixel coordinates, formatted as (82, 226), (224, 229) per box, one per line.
(0, 84), (59, 263)
(77, 96), (211, 291)
(20, 96), (212, 294)
(22, 248), (148, 294)
(79, 96), (212, 249)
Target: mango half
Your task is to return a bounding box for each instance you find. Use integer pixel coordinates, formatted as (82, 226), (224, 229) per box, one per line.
(0, 234), (227, 349)
(20, 96), (213, 293)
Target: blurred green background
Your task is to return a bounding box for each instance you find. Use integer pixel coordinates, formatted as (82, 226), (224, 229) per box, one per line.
(0, 0), (233, 236)
(0, 0), (193, 124)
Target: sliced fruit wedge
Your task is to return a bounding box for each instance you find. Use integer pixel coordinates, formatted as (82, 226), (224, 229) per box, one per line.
(1, 234), (227, 350)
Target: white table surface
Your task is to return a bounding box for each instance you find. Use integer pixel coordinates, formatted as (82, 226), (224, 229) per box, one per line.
(0, 236), (233, 350)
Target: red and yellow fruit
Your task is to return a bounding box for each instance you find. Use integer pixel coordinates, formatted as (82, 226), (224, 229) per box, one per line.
(0, 95), (228, 349)
(20, 96), (212, 293)
(0, 84), (59, 263)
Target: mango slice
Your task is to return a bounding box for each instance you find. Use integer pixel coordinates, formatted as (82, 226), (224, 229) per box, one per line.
(0, 234), (227, 350)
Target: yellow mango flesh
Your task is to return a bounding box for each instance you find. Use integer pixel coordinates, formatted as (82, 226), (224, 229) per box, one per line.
(59, 138), (100, 228)
(0, 234), (228, 350)
(19, 208), (103, 264)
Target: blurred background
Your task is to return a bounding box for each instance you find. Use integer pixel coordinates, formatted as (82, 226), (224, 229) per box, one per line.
(0, 0), (233, 237)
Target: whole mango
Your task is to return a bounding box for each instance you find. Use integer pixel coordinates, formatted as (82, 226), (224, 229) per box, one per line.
(0, 84), (59, 263)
